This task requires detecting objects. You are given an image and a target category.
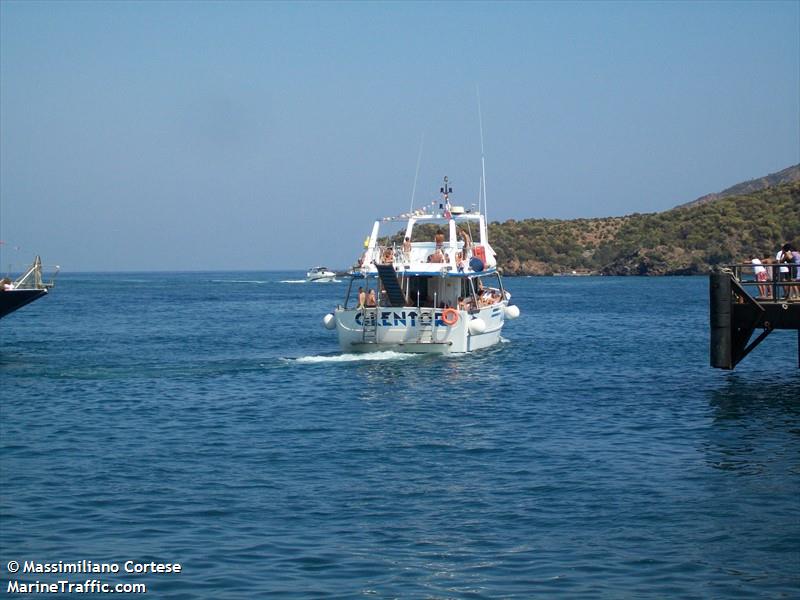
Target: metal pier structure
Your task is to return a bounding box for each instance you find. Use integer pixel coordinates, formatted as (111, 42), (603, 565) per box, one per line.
(710, 265), (800, 370)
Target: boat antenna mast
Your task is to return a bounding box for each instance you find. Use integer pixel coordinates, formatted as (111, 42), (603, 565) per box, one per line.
(477, 85), (487, 221)
(440, 176), (453, 218)
(409, 133), (425, 213)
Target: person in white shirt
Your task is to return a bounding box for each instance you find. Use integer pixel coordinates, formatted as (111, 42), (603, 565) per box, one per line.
(777, 244), (792, 299)
(751, 256), (768, 298)
(790, 246), (800, 301)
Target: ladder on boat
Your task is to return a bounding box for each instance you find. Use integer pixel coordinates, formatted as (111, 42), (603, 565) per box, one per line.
(375, 263), (406, 307)
(362, 307), (378, 344)
(417, 309), (434, 343)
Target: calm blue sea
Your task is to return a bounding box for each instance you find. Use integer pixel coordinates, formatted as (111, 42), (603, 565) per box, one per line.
(1, 273), (798, 599)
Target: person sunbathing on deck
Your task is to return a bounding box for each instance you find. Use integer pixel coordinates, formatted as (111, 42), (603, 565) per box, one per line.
(428, 249), (445, 263)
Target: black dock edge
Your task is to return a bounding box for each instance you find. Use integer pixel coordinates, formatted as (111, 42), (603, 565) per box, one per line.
(709, 268), (800, 370)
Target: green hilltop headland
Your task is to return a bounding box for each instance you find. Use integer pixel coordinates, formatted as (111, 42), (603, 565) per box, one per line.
(491, 164), (800, 276)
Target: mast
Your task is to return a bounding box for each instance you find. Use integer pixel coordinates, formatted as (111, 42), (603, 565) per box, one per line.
(440, 176), (452, 218)
(477, 85), (487, 222)
(409, 133), (425, 212)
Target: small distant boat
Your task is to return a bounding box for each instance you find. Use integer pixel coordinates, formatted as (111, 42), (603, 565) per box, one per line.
(306, 266), (337, 282)
(0, 256), (57, 320)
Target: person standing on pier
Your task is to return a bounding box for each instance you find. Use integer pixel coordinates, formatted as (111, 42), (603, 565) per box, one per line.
(790, 246), (800, 300)
(752, 255), (768, 299)
(776, 244), (792, 299)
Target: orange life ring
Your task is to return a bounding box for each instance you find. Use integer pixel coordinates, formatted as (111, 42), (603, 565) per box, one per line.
(442, 307), (459, 326)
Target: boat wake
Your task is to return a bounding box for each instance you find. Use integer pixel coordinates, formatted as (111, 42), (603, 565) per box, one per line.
(210, 279), (269, 284)
(281, 279), (342, 284)
(291, 351), (419, 364)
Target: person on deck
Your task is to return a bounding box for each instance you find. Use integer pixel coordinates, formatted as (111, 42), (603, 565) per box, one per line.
(455, 251), (466, 272)
(459, 229), (472, 257)
(402, 237), (412, 262)
(429, 249), (445, 263)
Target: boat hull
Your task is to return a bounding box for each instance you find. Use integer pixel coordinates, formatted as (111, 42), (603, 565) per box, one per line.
(0, 289), (48, 320)
(334, 303), (506, 354)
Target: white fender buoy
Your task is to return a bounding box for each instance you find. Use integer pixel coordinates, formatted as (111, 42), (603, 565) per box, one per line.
(504, 304), (520, 319)
(323, 313), (336, 330)
(468, 318), (486, 334)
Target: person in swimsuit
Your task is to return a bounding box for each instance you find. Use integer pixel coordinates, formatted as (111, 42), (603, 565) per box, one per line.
(429, 249), (445, 263)
(402, 237), (412, 260)
(459, 229), (472, 257)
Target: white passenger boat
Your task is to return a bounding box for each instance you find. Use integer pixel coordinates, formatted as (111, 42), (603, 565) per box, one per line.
(322, 177), (520, 353)
(306, 266), (337, 282)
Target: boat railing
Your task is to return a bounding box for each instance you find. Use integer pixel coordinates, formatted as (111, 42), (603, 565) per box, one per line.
(9, 256), (58, 291)
(366, 243), (417, 266)
(410, 241), (468, 266)
(721, 263), (799, 302)
(366, 242), (469, 269)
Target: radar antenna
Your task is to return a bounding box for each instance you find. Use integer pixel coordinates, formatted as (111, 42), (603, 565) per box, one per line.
(440, 176), (453, 219)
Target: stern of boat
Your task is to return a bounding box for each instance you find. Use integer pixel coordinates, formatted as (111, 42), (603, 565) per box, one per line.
(332, 303), (510, 354)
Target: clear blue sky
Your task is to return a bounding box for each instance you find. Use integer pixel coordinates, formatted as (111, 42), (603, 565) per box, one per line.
(2, 1), (798, 272)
